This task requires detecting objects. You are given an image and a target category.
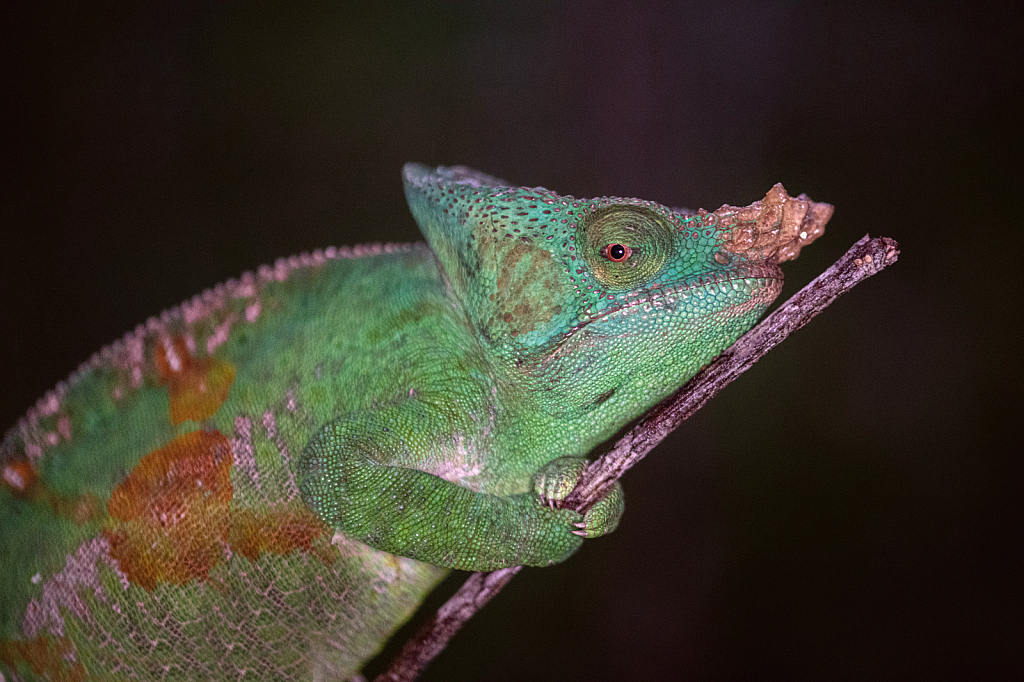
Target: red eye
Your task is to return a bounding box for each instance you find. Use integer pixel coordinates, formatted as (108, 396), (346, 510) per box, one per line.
(602, 243), (632, 262)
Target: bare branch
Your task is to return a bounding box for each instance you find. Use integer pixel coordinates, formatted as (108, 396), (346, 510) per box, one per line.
(375, 234), (900, 682)
(373, 567), (522, 682)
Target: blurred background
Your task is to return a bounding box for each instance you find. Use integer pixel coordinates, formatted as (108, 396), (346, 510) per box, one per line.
(1, 2), (1019, 679)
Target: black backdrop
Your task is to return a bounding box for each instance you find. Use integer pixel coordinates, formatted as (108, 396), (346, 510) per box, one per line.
(2, 2), (1020, 680)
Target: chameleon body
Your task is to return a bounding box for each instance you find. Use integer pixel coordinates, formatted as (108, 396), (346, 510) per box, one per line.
(0, 164), (831, 680)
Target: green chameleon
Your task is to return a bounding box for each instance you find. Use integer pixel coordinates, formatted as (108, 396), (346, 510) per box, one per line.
(1, 164), (831, 681)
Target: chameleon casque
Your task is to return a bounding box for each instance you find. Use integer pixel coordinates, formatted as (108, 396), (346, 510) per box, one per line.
(1, 164), (831, 681)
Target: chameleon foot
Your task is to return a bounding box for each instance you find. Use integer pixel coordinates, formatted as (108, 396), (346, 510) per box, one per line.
(532, 456), (624, 538)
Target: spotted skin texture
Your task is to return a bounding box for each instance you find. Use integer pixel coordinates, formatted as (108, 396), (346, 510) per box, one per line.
(0, 165), (831, 680)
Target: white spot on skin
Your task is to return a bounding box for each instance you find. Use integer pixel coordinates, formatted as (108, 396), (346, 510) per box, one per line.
(207, 313), (237, 354)
(262, 411), (277, 439)
(57, 416), (72, 441)
(245, 300), (261, 322)
(162, 337), (183, 373)
(31, 573), (42, 584)
(40, 394), (60, 417)
(23, 536), (129, 639)
(117, 333), (149, 390)
(25, 443), (42, 465)
(263, 411), (299, 498)
(236, 273), (257, 298)
(427, 434), (483, 489)
(231, 415), (260, 489)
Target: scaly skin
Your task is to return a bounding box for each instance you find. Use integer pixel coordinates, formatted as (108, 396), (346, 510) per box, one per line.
(0, 164), (831, 681)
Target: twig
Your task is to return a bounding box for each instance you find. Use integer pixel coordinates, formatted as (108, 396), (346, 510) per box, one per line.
(375, 234), (900, 682)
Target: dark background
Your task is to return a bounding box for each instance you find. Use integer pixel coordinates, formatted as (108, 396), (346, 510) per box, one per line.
(2, 2), (1020, 680)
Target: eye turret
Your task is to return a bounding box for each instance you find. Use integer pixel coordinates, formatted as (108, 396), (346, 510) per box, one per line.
(581, 206), (675, 291)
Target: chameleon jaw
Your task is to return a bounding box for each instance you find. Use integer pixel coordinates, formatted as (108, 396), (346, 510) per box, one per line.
(578, 261), (785, 334)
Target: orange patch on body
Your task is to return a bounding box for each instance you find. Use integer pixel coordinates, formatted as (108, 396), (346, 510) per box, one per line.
(155, 336), (235, 424)
(2, 460), (101, 525)
(2, 458), (38, 494)
(104, 430), (335, 590)
(0, 635), (85, 682)
(104, 430), (234, 590)
(230, 507), (335, 565)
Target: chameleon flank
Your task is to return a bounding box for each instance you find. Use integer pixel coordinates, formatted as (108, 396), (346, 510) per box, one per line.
(1, 164), (831, 681)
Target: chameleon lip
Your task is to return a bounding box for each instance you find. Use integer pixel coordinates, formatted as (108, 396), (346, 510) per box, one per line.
(572, 262), (784, 334)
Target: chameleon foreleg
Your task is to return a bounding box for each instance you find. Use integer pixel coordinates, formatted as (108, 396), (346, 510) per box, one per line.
(298, 408), (619, 570)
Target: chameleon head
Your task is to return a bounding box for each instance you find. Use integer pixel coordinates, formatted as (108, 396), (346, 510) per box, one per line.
(404, 164), (832, 419)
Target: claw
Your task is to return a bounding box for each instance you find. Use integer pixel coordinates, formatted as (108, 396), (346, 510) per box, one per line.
(571, 529), (588, 537)
(572, 521), (587, 529)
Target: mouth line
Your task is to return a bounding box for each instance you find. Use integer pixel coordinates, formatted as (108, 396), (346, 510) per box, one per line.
(580, 262), (785, 330)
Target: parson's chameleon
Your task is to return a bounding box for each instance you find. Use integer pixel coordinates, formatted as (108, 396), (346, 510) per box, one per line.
(0, 164), (831, 680)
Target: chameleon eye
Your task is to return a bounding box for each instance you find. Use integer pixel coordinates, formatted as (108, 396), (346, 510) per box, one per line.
(581, 206), (674, 291)
(602, 243), (632, 262)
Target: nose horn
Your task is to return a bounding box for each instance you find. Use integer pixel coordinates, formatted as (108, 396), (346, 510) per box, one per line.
(715, 183), (833, 264)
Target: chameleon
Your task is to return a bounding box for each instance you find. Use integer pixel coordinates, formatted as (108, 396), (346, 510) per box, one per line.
(0, 164), (831, 681)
